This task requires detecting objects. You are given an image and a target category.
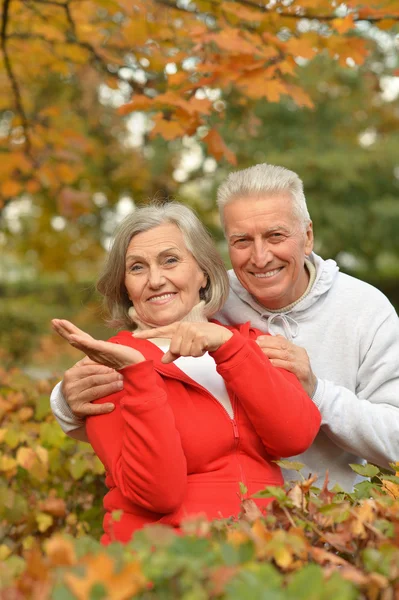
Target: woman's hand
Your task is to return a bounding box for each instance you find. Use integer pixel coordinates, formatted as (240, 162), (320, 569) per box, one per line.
(52, 319), (145, 370)
(133, 322), (233, 363)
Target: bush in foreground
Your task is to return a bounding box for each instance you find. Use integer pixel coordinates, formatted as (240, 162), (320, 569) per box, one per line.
(0, 367), (398, 599)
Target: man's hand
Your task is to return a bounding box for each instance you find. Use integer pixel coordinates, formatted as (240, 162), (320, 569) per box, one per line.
(134, 321), (233, 364)
(256, 334), (317, 397)
(61, 356), (124, 417)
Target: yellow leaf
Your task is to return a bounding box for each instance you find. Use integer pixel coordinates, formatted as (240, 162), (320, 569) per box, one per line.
(382, 479), (399, 499)
(36, 512), (54, 533)
(227, 529), (250, 547)
(16, 447), (36, 470)
(65, 553), (146, 600)
(0, 545), (12, 560)
(350, 500), (376, 538)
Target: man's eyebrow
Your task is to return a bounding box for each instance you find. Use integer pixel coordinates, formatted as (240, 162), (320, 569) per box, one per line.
(229, 232), (249, 241)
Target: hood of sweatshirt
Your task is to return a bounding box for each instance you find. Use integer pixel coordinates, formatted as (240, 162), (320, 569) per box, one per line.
(227, 252), (339, 341)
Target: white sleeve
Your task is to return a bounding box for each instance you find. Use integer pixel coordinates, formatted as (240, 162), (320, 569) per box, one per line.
(50, 381), (85, 433)
(312, 307), (399, 469)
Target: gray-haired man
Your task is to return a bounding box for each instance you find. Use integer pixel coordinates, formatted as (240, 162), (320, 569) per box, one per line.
(51, 164), (399, 490)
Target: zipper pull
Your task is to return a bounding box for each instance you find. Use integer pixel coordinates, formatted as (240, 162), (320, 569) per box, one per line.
(232, 420), (239, 439)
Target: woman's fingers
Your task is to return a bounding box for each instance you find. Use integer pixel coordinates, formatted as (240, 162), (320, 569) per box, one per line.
(133, 323), (179, 339)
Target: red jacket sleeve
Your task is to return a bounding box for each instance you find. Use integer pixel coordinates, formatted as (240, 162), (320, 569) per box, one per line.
(86, 359), (187, 514)
(209, 329), (321, 458)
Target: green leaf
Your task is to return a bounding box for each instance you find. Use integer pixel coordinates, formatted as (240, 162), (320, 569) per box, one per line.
(351, 480), (376, 500)
(35, 395), (52, 420)
(89, 583), (108, 600)
(239, 482), (248, 496)
(274, 460), (305, 472)
(286, 564), (324, 599)
(111, 509), (123, 522)
(349, 463), (380, 478)
(253, 486), (291, 505)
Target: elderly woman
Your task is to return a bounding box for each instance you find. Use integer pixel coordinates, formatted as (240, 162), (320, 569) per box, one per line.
(52, 202), (320, 545)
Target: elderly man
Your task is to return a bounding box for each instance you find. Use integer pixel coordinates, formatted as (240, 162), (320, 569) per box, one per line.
(51, 163), (399, 490)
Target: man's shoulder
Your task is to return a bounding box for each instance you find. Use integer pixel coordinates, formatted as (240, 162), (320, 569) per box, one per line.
(332, 271), (393, 307)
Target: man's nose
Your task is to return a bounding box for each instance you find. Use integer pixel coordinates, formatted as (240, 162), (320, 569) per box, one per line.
(251, 242), (273, 268)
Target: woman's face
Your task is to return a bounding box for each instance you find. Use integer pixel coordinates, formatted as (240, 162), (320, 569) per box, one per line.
(124, 223), (208, 327)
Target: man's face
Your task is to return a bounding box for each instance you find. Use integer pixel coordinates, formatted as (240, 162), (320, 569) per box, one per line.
(224, 193), (314, 310)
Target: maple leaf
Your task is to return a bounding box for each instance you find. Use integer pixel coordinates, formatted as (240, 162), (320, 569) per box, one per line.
(150, 113), (186, 141)
(64, 553), (146, 600)
(203, 129), (237, 165)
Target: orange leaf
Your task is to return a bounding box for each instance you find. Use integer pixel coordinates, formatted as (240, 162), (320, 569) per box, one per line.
(285, 38), (316, 60)
(0, 180), (22, 198)
(150, 113), (186, 141)
(45, 534), (76, 567)
(64, 553), (146, 600)
(203, 129), (237, 165)
(332, 15), (355, 34)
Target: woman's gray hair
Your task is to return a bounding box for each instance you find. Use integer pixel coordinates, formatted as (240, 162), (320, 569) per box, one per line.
(217, 163), (311, 229)
(97, 201), (230, 329)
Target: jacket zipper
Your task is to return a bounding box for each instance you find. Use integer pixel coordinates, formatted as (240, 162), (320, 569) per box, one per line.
(156, 365), (248, 495)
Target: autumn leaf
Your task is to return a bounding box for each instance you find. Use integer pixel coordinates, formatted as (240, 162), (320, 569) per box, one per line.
(203, 129), (236, 165)
(150, 113), (186, 141)
(332, 15), (355, 34)
(64, 553), (146, 600)
(45, 534), (76, 567)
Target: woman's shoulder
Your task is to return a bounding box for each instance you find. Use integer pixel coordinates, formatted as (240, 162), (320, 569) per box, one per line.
(210, 319), (269, 340)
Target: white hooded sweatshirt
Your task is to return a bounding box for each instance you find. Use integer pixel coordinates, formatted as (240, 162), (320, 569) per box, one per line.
(215, 252), (399, 490)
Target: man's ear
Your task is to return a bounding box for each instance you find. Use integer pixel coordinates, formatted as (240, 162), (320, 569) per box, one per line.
(304, 221), (314, 255)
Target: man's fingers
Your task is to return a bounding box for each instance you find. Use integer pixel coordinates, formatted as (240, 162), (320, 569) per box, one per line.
(70, 363), (119, 376)
(256, 336), (288, 349)
(76, 402), (116, 417)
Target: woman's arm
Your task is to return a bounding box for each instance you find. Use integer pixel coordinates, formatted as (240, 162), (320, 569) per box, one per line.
(210, 329), (321, 458)
(87, 360), (187, 514)
(51, 319), (187, 513)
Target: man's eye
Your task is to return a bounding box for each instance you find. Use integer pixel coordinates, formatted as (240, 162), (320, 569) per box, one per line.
(234, 239), (250, 247)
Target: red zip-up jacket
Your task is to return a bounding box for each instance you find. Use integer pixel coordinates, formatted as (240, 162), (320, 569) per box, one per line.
(86, 322), (321, 544)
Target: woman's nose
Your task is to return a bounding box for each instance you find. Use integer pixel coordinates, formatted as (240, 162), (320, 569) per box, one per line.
(148, 266), (165, 288)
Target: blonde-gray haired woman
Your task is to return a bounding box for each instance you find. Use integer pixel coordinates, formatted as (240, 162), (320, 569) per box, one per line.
(52, 201), (320, 545)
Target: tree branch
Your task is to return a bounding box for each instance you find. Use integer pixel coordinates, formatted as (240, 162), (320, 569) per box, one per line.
(1, 0), (33, 156)
(154, 0), (399, 24)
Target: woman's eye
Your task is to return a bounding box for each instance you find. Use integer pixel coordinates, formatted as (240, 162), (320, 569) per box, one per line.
(129, 264), (143, 272)
(165, 256), (178, 265)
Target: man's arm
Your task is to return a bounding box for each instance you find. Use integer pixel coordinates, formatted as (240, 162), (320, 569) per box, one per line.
(50, 357), (124, 437)
(258, 308), (399, 469)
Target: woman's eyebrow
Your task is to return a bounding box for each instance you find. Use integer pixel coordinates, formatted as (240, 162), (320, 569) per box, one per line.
(125, 247), (180, 263)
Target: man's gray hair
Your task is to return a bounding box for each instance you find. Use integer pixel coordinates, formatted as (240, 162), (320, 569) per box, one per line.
(217, 163), (311, 229)
(97, 201), (230, 329)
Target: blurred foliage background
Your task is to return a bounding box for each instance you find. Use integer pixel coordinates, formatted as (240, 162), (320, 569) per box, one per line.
(0, 1), (398, 374)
